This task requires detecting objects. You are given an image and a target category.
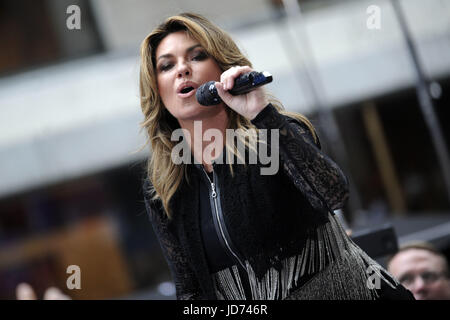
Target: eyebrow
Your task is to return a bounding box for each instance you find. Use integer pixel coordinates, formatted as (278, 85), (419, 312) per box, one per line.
(156, 44), (203, 62)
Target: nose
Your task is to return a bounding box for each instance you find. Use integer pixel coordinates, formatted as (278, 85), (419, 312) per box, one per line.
(177, 60), (190, 78)
(410, 277), (428, 298)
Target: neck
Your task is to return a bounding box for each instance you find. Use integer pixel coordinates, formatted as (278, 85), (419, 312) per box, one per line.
(178, 107), (229, 172)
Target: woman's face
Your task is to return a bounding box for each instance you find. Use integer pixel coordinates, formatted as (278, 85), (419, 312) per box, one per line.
(155, 31), (224, 121)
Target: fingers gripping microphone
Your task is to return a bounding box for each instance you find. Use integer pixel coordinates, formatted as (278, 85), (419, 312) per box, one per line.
(196, 71), (273, 106)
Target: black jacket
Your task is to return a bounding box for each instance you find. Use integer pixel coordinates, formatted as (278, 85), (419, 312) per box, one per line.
(143, 104), (413, 300)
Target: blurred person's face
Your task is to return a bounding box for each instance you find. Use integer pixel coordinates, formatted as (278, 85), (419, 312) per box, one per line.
(388, 248), (450, 300)
(155, 31), (225, 122)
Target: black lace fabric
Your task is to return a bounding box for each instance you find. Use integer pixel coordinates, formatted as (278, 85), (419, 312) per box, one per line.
(250, 103), (349, 213)
(143, 103), (351, 299)
(143, 191), (201, 299)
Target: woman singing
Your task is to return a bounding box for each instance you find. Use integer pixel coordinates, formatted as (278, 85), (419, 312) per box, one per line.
(139, 12), (413, 300)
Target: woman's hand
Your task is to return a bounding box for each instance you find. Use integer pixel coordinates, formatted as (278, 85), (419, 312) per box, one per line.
(215, 66), (269, 120)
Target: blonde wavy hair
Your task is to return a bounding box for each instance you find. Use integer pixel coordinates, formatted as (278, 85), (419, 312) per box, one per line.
(139, 13), (317, 218)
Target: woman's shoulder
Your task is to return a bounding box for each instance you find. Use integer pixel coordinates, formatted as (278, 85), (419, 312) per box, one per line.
(142, 177), (165, 218)
(280, 113), (321, 148)
(142, 176), (152, 191)
(142, 176), (154, 200)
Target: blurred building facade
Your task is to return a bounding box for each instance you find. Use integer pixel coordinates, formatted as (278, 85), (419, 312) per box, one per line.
(0, 0), (449, 299)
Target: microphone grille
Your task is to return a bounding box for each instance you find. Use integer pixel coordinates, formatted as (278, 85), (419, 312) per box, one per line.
(196, 81), (222, 106)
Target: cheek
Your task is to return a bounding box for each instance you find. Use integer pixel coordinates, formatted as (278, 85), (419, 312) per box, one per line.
(157, 78), (179, 117)
(157, 78), (172, 105)
(433, 281), (450, 291)
(199, 60), (222, 80)
(209, 65), (223, 79)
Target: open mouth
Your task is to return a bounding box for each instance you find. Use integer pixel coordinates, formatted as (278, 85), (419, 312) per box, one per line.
(180, 86), (194, 94)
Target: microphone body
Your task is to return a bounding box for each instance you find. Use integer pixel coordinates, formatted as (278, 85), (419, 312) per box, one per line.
(196, 71), (273, 106)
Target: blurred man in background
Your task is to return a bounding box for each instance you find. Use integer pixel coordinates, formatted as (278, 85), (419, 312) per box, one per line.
(387, 242), (450, 300)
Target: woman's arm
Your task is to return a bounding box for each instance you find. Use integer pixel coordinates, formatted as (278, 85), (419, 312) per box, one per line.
(143, 180), (201, 300)
(251, 104), (349, 213)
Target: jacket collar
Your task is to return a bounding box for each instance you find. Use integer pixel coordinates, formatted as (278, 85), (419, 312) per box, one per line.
(192, 145), (227, 172)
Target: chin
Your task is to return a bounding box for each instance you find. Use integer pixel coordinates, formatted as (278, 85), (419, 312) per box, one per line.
(176, 103), (223, 121)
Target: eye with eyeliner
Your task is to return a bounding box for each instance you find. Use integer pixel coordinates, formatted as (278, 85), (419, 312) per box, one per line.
(192, 50), (208, 61)
(158, 61), (173, 72)
(157, 50), (208, 73)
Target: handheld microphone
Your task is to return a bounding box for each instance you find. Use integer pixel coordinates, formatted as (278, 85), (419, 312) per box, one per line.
(196, 71), (273, 106)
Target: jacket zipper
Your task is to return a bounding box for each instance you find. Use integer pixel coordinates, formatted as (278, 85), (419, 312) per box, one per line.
(202, 167), (246, 270)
